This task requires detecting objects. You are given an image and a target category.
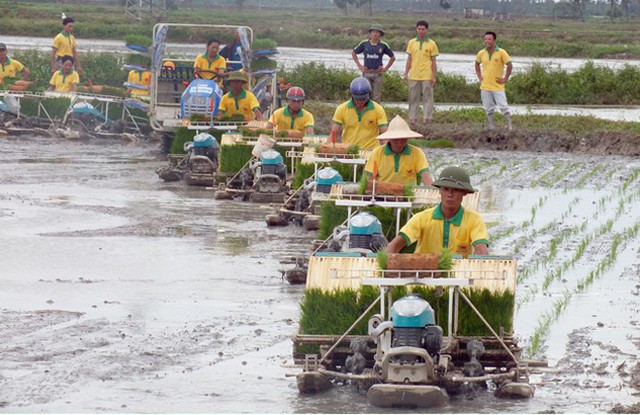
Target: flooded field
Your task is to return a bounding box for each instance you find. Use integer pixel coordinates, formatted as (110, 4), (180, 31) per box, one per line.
(1, 135), (640, 413)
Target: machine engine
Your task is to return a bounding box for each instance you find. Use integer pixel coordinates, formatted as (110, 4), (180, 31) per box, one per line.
(190, 132), (219, 171)
(329, 212), (387, 253)
(368, 294), (444, 386)
(250, 149), (287, 193)
(390, 294), (443, 360)
(316, 167), (342, 194)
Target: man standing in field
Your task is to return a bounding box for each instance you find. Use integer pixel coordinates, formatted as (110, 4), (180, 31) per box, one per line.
(475, 31), (513, 130)
(51, 16), (83, 75)
(351, 25), (396, 103)
(404, 20), (438, 130)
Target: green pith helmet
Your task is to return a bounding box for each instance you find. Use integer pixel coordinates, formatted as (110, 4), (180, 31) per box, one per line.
(369, 25), (385, 36)
(227, 71), (247, 83)
(433, 166), (477, 193)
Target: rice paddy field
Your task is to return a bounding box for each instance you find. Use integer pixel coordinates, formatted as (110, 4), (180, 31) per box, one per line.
(1, 133), (639, 412)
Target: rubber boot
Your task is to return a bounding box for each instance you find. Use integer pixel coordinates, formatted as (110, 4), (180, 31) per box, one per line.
(486, 113), (495, 130)
(505, 113), (513, 131)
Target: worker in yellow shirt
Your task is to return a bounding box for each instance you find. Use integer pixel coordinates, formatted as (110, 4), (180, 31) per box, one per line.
(267, 87), (314, 136)
(0, 43), (30, 86)
(364, 115), (432, 186)
(331, 77), (388, 150)
(48, 55), (79, 93)
(51, 16), (83, 75)
(404, 20), (438, 129)
(194, 38), (227, 89)
(475, 31), (513, 130)
(386, 166), (489, 257)
(217, 71), (264, 121)
(125, 69), (151, 98)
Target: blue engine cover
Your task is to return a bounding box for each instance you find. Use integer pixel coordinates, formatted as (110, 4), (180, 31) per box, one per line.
(193, 133), (218, 148)
(180, 79), (223, 119)
(71, 102), (107, 121)
(261, 149), (283, 165)
(316, 167), (342, 186)
(391, 294), (436, 328)
(348, 212), (383, 236)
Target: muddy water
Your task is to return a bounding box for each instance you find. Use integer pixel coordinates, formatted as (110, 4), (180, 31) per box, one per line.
(1, 136), (640, 412)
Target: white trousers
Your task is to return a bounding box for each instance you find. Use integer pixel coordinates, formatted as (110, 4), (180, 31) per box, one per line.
(481, 90), (511, 116)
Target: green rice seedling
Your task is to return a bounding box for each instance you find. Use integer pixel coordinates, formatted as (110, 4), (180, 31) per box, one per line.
(358, 175), (368, 195)
(219, 144), (254, 173)
(575, 165), (604, 188)
(317, 202), (348, 240)
(438, 248), (453, 271)
(125, 53), (151, 67)
(403, 185), (415, 197)
(456, 288), (515, 336)
(100, 86), (127, 97)
(376, 249), (388, 270)
(19, 96), (71, 119)
(251, 58), (278, 71)
(252, 38), (278, 51)
(526, 289), (572, 357)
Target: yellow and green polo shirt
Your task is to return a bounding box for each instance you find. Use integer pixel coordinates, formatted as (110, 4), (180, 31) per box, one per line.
(52, 32), (77, 57)
(0, 57), (25, 80)
(475, 47), (512, 92)
(269, 106), (314, 135)
(332, 99), (388, 150)
(218, 88), (260, 120)
(406, 37), (439, 81)
(193, 53), (226, 87)
(364, 143), (429, 186)
(127, 70), (151, 96)
(399, 204), (489, 257)
(49, 69), (79, 93)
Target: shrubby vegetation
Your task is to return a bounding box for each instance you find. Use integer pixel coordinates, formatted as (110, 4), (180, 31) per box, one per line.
(0, 2), (639, 58)
(10, 52), (640, 129)
(282, 62), (640, 105)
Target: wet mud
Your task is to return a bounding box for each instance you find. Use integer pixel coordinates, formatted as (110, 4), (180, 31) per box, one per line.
(420, 124), (640, 156)
(1, 135), (640, 412)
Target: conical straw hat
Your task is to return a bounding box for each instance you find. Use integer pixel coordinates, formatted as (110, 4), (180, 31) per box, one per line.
(376, 115), (423, 140)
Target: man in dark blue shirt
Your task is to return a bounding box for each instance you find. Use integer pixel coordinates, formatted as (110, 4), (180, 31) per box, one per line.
(351, 25), (396, 103)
